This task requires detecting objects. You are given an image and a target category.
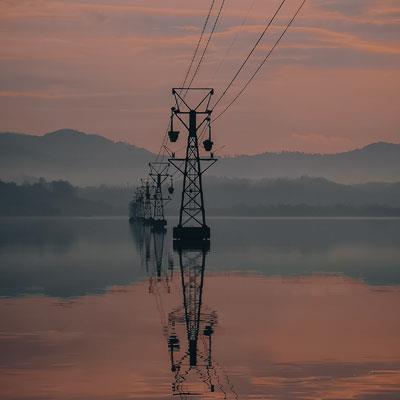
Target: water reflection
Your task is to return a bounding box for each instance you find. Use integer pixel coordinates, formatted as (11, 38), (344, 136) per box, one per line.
(128, 222), (400, 399)
(0, 218), (400, 399)
(1, 218), (400, 299)
(0, 225), (399, 398)
(0, 218), (146, 297)
(169, 248), (226, 397)
(1, 218), (400, 298)
(135, 225), (237, 398)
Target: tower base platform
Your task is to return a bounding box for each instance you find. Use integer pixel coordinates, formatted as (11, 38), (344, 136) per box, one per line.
(173, 225), (210, 251)
(151, 219), (167, 233)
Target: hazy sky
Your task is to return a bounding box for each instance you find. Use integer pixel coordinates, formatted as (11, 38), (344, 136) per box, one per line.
(0, 0), (399, 154)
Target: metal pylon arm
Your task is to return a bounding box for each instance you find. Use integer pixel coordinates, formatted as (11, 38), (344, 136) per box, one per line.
(169, 158), (217, 175)
(149, 162), (170, 179)
(172, 88), (214, 114)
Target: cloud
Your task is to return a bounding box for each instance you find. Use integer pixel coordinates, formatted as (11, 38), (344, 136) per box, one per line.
(0, 0), (399, 153)
(314, 0), (377, 16)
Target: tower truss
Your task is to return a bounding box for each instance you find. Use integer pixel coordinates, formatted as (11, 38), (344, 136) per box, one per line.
(168, 88), (217, 243)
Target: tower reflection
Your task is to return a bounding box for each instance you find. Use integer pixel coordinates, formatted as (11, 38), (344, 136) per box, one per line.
(168, 247), (219, 396)
(130, 225), (237, 398)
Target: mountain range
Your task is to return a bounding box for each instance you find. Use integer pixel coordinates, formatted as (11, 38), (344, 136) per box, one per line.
(1, 129), (399, 185)
(0, 129), (152, 186)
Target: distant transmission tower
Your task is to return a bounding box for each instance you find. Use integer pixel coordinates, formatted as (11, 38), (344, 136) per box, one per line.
(143, 179), (153, 224)
(129, 183), (145, 223)
(148, 162), (172, 231)
(168, 88), (217, 244)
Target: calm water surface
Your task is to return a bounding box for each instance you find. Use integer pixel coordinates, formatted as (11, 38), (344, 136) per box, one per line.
(0, 217), (399, 399)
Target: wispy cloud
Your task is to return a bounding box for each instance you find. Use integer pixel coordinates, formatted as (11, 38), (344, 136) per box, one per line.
(0, 0), (399, 153)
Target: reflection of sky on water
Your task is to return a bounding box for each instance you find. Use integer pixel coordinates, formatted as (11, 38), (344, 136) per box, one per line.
(209, 217), (400, 285)
(1, 217), (400, 297)
(0, 217), (400, 399)
(0, 276), (399, 399)
(0, 218), (144, 297)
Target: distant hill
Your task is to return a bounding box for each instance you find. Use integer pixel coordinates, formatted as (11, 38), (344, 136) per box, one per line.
(1, 129), (399, 184)
(213, 142), (400, 183)
(0, 129), (153, 186)
(201, 176), (400, 209)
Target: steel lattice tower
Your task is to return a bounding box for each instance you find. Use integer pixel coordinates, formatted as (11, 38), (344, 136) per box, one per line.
(149, 162), (171, 231)
(169, 88), (217, 243)
(143, 180), (153, 224)
(129, 185), (145, 222)
(137, 188), (145, 220)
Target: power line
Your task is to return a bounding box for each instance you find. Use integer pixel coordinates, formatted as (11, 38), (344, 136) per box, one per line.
(210, 0), (257, 86)
(159, 0), (227, 167)
(164, 0), (228, 169)
(213, 0), (306, 123)
(183, 0), (228, 97)
(165, 0), (306, 168)
(155, 0), (218, 166)
(180, 0), (217, 90)
(212, 0), (287, 110)
(196, 0), (305, 144)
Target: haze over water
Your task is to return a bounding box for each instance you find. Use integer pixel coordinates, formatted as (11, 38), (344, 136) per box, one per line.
(1, 217), (400, 399)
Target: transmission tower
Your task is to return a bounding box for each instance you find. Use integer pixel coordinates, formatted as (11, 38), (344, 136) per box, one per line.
(129, 185), (145, 223)
(168, 88), (217, 244)
(149, 162), (173, 231)
(142, 179), (153, 225)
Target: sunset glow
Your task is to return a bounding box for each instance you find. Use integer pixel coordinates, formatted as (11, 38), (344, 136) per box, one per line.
(0, 0), (399, 154)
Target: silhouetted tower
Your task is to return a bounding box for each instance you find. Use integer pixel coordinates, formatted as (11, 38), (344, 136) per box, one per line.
(137, 185), (145, 221)
(132, 182), (146, 222)
(129, 185), (145, 222)
(143, 179), (153, 224)
(149, 162), (172, 231)
(168, 88), (217, 243)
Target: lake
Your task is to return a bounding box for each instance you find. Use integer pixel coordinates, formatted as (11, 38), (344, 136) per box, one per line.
(0, 217), (399, 399)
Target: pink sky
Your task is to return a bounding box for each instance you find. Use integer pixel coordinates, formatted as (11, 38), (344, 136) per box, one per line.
(0, 0), (399, 154)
